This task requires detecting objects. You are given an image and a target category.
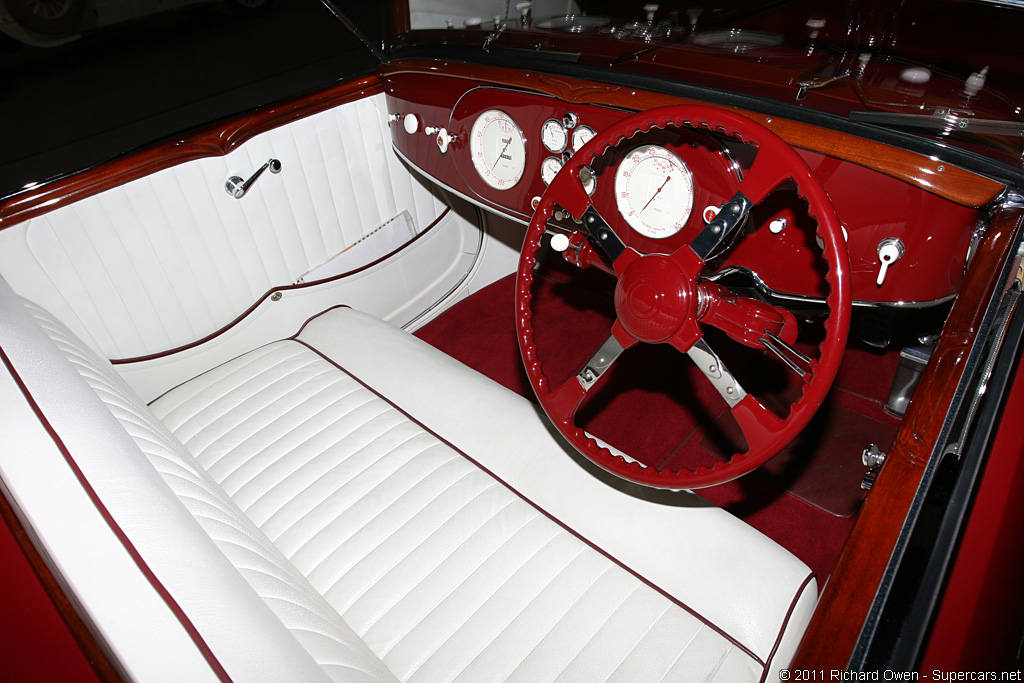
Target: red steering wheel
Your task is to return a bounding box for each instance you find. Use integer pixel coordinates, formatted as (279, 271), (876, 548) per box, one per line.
(516, 105), (852, 489)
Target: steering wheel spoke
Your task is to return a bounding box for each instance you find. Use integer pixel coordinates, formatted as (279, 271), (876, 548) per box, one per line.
(579, 205), (632, 272)
(689, 191), (753, 260)
(684, 338), (748, 408)
(577, 329), (632, 391)
(549, 163), (595, 217)
(544, 327), (634, 425)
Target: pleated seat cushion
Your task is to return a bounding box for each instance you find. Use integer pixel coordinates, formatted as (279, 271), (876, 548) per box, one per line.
(151, 306), (817, 682)
(1, 262), (814, 682)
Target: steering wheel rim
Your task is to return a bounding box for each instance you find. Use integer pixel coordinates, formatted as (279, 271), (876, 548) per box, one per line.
(516, 104), (852, 489)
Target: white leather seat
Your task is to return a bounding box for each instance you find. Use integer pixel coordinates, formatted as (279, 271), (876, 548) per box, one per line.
(0, 280), (815, 682)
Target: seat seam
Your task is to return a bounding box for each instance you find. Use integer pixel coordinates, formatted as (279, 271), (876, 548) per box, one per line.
(256, 422), (429, 540)
(450, 543), (591, 681)
(355, 483), (511, 635)
(377, 509), (546, 659)
(396, 520), (563, 675)
(280, 433), (450, 563)
(213, 391), (384, 498)
(308, 454), (473, 603)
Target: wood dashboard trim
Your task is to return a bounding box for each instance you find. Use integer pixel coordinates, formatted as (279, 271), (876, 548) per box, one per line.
(379, 60), (1004, 209)
(0, 75), (384, 230)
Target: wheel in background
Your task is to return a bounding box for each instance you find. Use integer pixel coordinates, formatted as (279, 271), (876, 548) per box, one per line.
(5, 0), (84, 35)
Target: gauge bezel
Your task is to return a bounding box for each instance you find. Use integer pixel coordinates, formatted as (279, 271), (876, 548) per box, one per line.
(571, 125), (596, 152)
(470, 109), (527, 191)
(541, 118), (568, 154)
(541, 156), (564, 185)
(614, 144), (696, 240)
(579, 165), (597, 195)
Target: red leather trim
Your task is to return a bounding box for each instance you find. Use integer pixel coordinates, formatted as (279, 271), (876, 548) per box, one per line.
(290, 304), (354, 339)
(112, 207), (450, 365)
(292, 334), (779, 667)
(759, 572), (816, 683)
(0, 345), (234, 683)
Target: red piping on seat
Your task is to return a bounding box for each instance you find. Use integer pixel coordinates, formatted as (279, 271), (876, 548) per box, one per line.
(0, 345), (234, 683)
(760, 572), (816, 682)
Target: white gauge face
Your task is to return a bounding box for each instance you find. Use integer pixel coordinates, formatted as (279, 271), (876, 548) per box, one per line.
(571, 125), (596, 152)
(470, 110), (527, 190)
(579, 166), (597, 195)
(541, 119), (568, 153)
(541, 156), (563, 185)
(614, 145), (695, 239)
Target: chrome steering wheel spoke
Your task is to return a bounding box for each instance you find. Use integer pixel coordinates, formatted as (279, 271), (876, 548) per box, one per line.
(577, 333), (628, 391)
(684, 338), (748, 408)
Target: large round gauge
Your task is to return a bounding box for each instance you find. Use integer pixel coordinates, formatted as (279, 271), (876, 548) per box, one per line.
(614, 145), (695, 239)
(470, 110), (527, 190)
(541, 119), (567, 153)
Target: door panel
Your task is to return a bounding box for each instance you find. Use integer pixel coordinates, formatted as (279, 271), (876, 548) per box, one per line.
(0, 94), (452, 360)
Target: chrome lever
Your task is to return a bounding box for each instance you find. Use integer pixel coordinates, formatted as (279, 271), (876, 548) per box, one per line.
(225, 158), (282, 199)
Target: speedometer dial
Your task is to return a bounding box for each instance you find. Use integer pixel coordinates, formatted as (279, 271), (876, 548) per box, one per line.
(614, 145), (695, 239)
(470, 110), (527, 190)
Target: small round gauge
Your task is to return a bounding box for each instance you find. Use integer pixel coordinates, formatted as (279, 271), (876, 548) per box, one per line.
(614, 145), (695, 239)
(541, 156), (563, 185)
(470, 109), (527, 190)
(541, 119), (568, 153)
(571, 125), (596, 152)
(579, 166), (597, 195)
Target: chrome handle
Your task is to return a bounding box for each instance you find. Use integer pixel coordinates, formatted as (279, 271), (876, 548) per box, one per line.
(225, 158), (282, 199)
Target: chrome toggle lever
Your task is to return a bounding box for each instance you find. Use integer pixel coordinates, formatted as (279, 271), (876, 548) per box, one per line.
(225, 158), (282, 199)
(876, 237), (905, 287)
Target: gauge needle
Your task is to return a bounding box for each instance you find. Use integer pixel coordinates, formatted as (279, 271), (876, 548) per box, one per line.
(493, 138), (512, 169)
(640, 176), (670, 214)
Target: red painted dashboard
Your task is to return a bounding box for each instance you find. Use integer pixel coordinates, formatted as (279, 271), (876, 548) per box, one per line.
(384, 70), (980, 305)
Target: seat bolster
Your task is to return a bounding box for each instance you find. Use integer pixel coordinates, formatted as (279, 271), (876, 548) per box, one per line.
(294, 306), (816, 667)
(0, 283), (396, 683)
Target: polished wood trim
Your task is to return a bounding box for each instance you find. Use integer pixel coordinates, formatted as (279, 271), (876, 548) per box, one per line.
(0, 75), (384, 230)
(389, 0), (410, 37)
(379, 60), (1004, 208)
(792, 202), (1024, 668)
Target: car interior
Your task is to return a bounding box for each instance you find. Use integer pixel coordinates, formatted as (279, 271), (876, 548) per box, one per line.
(0, 0), (1022, 679)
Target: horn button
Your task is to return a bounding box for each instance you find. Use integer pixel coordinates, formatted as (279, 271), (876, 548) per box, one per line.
(614, 254), (699, 344)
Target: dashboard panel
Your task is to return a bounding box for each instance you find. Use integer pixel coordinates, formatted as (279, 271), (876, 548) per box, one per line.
(384, 70), (981, 306)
